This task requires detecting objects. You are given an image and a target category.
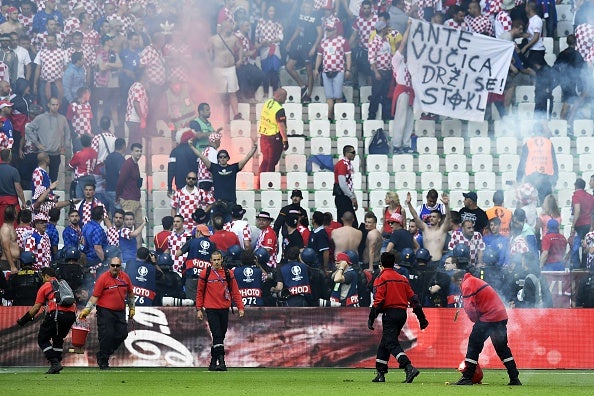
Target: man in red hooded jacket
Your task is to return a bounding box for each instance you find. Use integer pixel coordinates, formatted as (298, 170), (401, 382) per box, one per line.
(451, 270), (521, 386)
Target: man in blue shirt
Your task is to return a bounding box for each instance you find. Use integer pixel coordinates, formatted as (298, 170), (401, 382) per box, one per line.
(82, 206), (108, 267)
(31, 0), (63, 33)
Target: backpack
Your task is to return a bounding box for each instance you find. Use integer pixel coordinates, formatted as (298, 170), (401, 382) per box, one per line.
(51, 279), (75, 307)
(202, 266), (235, 313)
(368, 128), (389, 155)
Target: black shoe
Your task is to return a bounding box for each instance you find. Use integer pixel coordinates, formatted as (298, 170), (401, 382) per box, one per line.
(455, 376), (473, 385)
(208, 363), (217, 371)
(46, 361), (63, 374)
(302, 94), (311, 104)
(508, 378), (522, 386)
(99, 364), (110, 370)
(403, 364), (419, 383)
(215, 363), (227, 371)
(372, 372), (385, 382)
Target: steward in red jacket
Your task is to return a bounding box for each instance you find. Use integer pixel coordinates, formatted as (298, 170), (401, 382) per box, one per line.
(452, 271), (521, 386)
(196, 250), (244, 371)
(368, 252), (428, 384)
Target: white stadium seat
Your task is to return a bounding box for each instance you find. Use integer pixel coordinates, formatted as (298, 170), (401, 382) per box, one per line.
(445, 153), (466, 172)
(286, 172), (308, 191)
(230, 120), (252, 138)
(579, 154), (594, 174)
(334, 103), (355, 121)
(335, 119), (357, 137)
(416, 137), (438, 155)
(236, 191), (256, 208)
(556, 172), (577, 190)
(308, 103), (329, 121)
(440, 120), (463, 137)
(368, 171), (391, 190)
(287, 136), (306, 155)
(418, 154), (440, 172)
(448, 172), (469, 191)
(286, 119), (304, 136)
(284, 103), (303, 121)
(469, 137), (491, 155)
(308, 119), (331, 137)
(283, 85), (302, 103)
(443, 137), (465, 155)
(474, 171), (496, 190)
(369, 190), (388, 208)
(284, 154), (307, 172)
(420, 172), (442, 191)
(550, 136), (571, 155)
(260, 172), (281, 190)
(498, 154), (519, 173)
(310, 137), (332, 155)
(363, 120), (385, 137)
(556, 154), (574, 172)
(414, 120), (436, 137)
(394, 171), (416, 190)
(365, 154), (389, 172)
(392, 154), (414, 172)
(313, 172), (335, 190)
(471, 154), (493, 172)
(237, 172), (255, 190)
(314, 191), (335, 208)
(467, 121), (489, 137)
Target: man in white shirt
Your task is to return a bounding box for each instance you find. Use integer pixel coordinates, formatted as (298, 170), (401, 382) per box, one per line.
(520, 1), (546, 68)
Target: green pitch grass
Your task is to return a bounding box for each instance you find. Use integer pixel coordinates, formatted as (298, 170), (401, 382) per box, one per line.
(1, 368), (593, 395)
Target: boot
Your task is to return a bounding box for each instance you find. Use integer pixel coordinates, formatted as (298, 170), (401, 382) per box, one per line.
(403, 364), (419, 383)
(46, 358), (63, 374)
(96, 352), (110, 370)
(208, 356), (217, 371)
(216, 356), (227, 371)
(508, 378), (522, 386)
(455, 376), (473, 385)
(371, 371), (386, 382)
(504, 359), (520, 385)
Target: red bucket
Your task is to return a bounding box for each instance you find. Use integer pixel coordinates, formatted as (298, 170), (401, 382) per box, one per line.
(71, 325), (90, 348)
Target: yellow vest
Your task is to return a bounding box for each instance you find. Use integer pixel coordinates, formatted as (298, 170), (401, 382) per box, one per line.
(258, 99), (282, 136)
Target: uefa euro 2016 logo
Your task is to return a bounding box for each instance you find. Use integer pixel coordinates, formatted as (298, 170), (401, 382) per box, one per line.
(243, 267), (254, 283)
(291, 265), (303, 281)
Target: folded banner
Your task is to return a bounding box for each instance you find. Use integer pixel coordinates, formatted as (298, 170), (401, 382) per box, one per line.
(407, 19), (514, 121)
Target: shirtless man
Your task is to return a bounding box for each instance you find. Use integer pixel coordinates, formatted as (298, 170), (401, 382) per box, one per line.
(1, 205), (21, 273)
(331, 211), (362, 255)
(0, 7), (24, 35)
(208, 18), (243, 123)
(362, 212), (382, 271)
(406, 191), (450, 264)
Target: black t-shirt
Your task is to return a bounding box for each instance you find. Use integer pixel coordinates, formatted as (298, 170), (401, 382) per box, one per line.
(308, 227), (330, 267)
(209, 163), (240, 202)
(283, 229), (304, 257)
(104, 152), (125, 192)
(388, 229), (415, 253)
(459, 207), (489, 234)
(0, 162), (20, 196)
(295, 13), (319, 44)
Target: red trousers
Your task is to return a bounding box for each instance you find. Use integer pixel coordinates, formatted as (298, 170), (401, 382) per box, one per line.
(259, 134), (283, 173)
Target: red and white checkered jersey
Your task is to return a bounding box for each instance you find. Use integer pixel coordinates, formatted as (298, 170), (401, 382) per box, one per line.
(126, 82), (148, 122)
(465, 15), (494, 36)
(371, 0), (392, 14)
(91, 132), (116, 165)
(16, 225), (34, 250)
(224, 219), (252, 249)
(318, 35), (351, 72)
(576, 23), (594, 64)
(334, 157), (354, 193)
(256, 225), (278, 268)
(321, 14), (344, 38)
(168, 230), (190, 274)
(314, 0), (334, 10)
(69, 147), (97, 178)
(197, 146), (217, 183)
(510, 235), (529, 255)
(34, 48), (66, 82)
(482, 0), (501, 16)
(447, 230), (485, 265)
(171, 186), (213, 231)
(444, 19), (470, 32)
(139, 45), (166, 86)
(32, 32), (66, 52)
(494, 11), (512, 38)
(75, 198), (104, 225)
(63, 16), (81, 37)
(217, 6), (234, 25)
(107, 226), (132, 246)
(66, 101), (93, 137)
(19, 14), (34, 35)
(353, 14), (378, 49)
(255, 18), (284, 44)
(0, 117), (13, 149)
(81, 29), (99, 67)
(69, 0), (99, 16)
(25, 231), (51, 270)
(106, 14), (133, 34)
(368, 34), (392, 70)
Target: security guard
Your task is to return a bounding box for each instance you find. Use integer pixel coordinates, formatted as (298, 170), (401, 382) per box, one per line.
(8, 252), (42, 305)
(368, 252), (428, 384)
(196, 250), (244, 371)
(258, 88), (288, 173)
(79, 256), (135, 370)
(16, 267), (76, 374)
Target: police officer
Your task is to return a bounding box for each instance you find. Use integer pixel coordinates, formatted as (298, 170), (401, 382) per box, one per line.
(79, 256), (135, 370)
(368, 252), (428, 384)
(179, 224), (216, 303)
(126, 247), (157, 306)
(233, 249), (264, 307)
(16, 267), (77, 374)
(155, 253), (186, 306)
(7, 252), (42, 305)
(272, 246), (312, 307)
(196, 250), (245, 371)
(55, 246), (86, 294)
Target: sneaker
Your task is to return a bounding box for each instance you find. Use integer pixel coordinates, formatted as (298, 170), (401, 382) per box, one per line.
(372, 372), (385, 382)
(208, 358), (217, 371)
(455, 376), (473, 385)
(99, 364), (110, 370)
(508, 378), (522, 386)
(233, 113), (243, 120)
(302, 94), (311, 104)
(393, 146), (403, 154)
(403, 147), (415, 154)
(215, 363), (227, 371)
(403, 364), (419, 383)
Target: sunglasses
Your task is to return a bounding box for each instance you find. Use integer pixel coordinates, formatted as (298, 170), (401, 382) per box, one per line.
(218, 155), (228, 159)
(110, 264), (121, 268)
(347, 151), (356, 155)
(186, 177), (197, 180)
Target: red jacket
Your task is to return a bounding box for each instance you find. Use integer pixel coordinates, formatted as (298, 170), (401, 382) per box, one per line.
(93, 271), (133, 311)
(461, 273), (508, 323)
(372, 268), (415, 311)
(196, 267), (245, 311)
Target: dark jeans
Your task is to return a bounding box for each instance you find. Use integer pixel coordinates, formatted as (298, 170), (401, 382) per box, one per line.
(48, 154), (61, 183)
(375, 308), (410, 372)
(205, 308), (230, 347)
(96, 306), (128, 361)
(368, 70), (392, 120)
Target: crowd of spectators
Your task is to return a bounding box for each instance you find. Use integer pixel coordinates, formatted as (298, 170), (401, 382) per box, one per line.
(1, 0), (594, 311)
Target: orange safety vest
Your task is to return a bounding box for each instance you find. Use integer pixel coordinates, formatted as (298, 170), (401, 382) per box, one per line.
(524, 137), (554, 176)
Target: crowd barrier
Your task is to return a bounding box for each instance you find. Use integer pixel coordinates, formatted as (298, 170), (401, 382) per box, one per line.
(1, 306), (593, 369)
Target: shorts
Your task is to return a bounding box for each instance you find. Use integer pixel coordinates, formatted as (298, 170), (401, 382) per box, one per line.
(288, 41), (315, 68)
(322, 71), (344, 100)
(94, 87), (119, 103)
(213, 66), (239, 94)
